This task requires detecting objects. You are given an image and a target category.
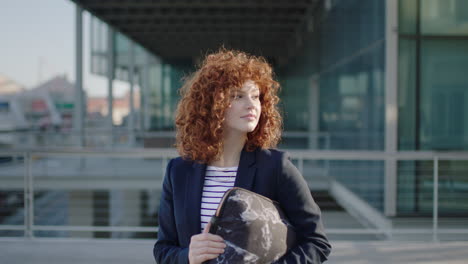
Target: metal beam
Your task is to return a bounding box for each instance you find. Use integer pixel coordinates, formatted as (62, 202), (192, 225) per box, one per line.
(70, 0), (318, 63)
(101, 14), (303, 21)
(128, 42), (135, 146)
(79, 1), (311, 9)
(74, 5), (85, 148)
(115, 23), (299, 30)
(384, 0), (399, 217)
(107, 26), (115, 147)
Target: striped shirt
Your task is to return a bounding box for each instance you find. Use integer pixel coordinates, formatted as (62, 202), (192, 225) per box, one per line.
(200, 165), (238, 232)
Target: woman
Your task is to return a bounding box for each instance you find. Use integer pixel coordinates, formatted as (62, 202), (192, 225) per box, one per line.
(153, 49), (331, 263)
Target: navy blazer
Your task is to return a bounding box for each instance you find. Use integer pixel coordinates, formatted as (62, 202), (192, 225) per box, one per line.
(153, 147), (331, 263)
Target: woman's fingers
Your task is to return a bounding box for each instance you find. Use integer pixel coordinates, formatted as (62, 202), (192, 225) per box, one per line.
(191, 240), (225, 250)
(189, 239), (226, 254)
(189, 223), (226, 264)
(191, 245), (225, 255)
(205, 240), (226, 249)
(191, 232), (224, 242)
(189, 243), (225, 264)
(195, 253), (220, 263)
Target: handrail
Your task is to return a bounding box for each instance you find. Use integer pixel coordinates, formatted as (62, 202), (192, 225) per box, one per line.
(2, 147), (468, 159)
(0, 148), (467, 240)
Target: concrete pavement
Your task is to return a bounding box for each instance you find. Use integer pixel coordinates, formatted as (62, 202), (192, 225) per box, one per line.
(1, 238), (467, 264)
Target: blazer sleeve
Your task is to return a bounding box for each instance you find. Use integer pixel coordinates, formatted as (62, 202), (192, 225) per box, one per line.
(153, 159), (189, 264)
(272, 152), (332, 263)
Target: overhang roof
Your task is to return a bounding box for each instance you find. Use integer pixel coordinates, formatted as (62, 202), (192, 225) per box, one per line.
(72, 0), (320, 65)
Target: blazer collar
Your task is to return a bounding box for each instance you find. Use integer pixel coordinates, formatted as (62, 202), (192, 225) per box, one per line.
(185, 147), (258, 237)
(234, 147), (258, 190)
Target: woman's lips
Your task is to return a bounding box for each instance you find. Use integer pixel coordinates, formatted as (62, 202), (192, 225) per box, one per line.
(241, 115), (256, 121)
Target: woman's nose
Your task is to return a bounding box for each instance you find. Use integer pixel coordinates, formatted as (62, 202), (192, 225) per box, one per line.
(246, 97), (256, 108)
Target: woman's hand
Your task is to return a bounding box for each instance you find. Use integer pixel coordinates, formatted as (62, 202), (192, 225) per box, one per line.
(188, 222), (226, 264)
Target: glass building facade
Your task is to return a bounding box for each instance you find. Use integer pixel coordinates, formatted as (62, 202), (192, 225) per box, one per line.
(90, 16), (189, 131)
(88, 0), (468, 216)
(279, 0), (386, 211)
(398, 0), (468, 151)
(397, 0), (468, 215)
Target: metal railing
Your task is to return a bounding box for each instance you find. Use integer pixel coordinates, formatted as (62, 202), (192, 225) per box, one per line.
(0, 148), (178, 239)
(289, 151), (468, 241)
(0, 148), (467, 241)
(0, 130), (331, 149)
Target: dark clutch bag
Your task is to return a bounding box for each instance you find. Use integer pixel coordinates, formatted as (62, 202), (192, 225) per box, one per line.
(205, 187), (296, 264)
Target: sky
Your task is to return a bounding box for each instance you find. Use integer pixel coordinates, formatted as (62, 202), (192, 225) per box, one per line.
(0, 0), (128, 97)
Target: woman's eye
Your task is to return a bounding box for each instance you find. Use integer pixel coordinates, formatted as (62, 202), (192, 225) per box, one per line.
(253, 95), (260, 99)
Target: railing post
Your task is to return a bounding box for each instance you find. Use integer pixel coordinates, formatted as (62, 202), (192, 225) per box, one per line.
(324, 134), (331, 177)
(29, 153), (35, 238)
(325, 133), (331, 150)
(298, 156), (304, 174)
(24, 152), (34, 238)
(23, 152), (29, 237)
(433, 156), (439, 242)
(162, 157), (168, 177)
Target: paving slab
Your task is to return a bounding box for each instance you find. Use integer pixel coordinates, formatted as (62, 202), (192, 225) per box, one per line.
(1, 238), (467, 264)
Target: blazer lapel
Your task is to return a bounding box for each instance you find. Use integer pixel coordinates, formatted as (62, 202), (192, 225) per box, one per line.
(234, 147), (257, 190)
(185, 161), (206, 237)
(184, 147), (257, 237)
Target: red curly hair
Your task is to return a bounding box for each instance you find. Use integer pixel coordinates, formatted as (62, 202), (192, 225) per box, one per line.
(175, 48), (282, 164)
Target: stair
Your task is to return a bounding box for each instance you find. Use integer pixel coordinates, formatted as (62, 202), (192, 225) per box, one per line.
(312, 190), (343, 211)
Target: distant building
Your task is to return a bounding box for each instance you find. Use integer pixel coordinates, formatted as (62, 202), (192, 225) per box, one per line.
(28, 74), (81, 131)
(0, 74), (25, 95)
(0, 75), (28, 146)
(87, 89), (140, 126)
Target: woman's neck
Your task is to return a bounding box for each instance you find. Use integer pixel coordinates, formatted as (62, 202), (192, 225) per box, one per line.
(209, 131), (246, 167)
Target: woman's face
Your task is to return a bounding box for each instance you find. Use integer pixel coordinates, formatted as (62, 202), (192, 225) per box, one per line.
(223, 80), (262, 136)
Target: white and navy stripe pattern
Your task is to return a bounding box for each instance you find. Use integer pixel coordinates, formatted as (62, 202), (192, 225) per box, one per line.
(200, 165), (237, 232)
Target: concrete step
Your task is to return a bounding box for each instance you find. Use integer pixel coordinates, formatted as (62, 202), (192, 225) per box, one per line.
(312, 190), (344, 211)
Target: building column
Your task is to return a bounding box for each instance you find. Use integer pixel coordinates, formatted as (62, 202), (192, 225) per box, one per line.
(122, 190), (141, 238)
(155, 58), (163, 129)
(108, 190), (141, 238)
(128, 42), (135, 146)
(159, 64), (166, 129)
(308, 76), (320, 150)
(163, 65), (171, 128)
(107, 27), (114, 147)
(143, 57), (151, 132)
(69, 190), (93, 238)
(74, 5), (84, 148)
(384, 0), (399, 217)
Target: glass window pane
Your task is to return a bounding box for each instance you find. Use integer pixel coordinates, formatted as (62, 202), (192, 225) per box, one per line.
(398, 160), (468, 215)
(397, 38), (417, 150)
(421, 0), (468, 35)
(420, 39), (468, 150)
(399, 0), (418, 34)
